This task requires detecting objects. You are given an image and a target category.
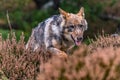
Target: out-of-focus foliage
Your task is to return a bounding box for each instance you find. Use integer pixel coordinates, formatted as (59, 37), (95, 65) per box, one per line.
(0, 0), (120, 41)
(0, 33), (51, 80)
(0, 33), (120, 79)
(37, 35), (120, 80)
(0, 0), (32, 11)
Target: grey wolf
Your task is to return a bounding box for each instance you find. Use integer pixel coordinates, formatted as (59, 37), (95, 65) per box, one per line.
(26, 7), (88, 58)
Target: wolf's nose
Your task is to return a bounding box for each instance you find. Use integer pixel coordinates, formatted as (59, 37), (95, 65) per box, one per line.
(77, 37), (83, 41)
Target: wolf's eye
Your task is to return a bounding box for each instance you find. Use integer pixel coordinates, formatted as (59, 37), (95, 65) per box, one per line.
(68, 27), (73, 32)
(79, 25), (83, 28)
(68, 25), (74, 32)
(69, 25), (74, 28)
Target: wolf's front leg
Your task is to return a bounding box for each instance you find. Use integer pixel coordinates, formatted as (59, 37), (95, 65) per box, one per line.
(67, 45), (75, 54)
(47, 47), (68, 58)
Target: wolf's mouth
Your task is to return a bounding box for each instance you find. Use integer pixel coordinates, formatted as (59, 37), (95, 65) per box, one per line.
(75, 40), (81, 46)
(71, 35), (82, 46)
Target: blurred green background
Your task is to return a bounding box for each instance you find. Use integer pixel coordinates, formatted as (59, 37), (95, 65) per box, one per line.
(0, 0), (120, 42)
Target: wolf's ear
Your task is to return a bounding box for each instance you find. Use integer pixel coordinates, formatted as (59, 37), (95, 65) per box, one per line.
(59, 8), (69, 18)
(77, 7), (85, 18)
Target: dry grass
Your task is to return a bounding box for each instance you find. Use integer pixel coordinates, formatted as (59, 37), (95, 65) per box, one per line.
(0, 33), (120, 80)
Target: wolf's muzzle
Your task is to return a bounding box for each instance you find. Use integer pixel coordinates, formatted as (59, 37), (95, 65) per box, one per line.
(71, 35), (83, 46)
(77, 37), (83, 42)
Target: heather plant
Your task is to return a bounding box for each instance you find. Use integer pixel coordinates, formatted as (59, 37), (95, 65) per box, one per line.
(89, 35), (120, 52)
(37, 35), (120, 80)
(0, 32), (51, 80)
(1, 33), (120, 80)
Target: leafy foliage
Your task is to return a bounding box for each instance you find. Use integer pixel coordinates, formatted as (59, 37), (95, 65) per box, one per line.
(0, 0), (32, 11)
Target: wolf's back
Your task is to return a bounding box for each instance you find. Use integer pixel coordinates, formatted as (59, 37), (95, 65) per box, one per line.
(26, 22), (46, 51)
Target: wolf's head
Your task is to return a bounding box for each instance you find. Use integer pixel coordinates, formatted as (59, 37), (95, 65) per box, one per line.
(59, 7), (88, 46)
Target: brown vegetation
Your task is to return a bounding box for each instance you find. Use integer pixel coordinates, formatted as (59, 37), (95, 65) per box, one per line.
(0, 33), (120, 80)
(37, 35), (120, 80)
(0, 33), (51, 80)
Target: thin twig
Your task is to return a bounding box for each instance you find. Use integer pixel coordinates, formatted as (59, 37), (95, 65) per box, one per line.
(6, 10), (12, 33)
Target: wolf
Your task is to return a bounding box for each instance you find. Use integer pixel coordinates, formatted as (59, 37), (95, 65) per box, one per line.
(26, 7), (88, 58)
